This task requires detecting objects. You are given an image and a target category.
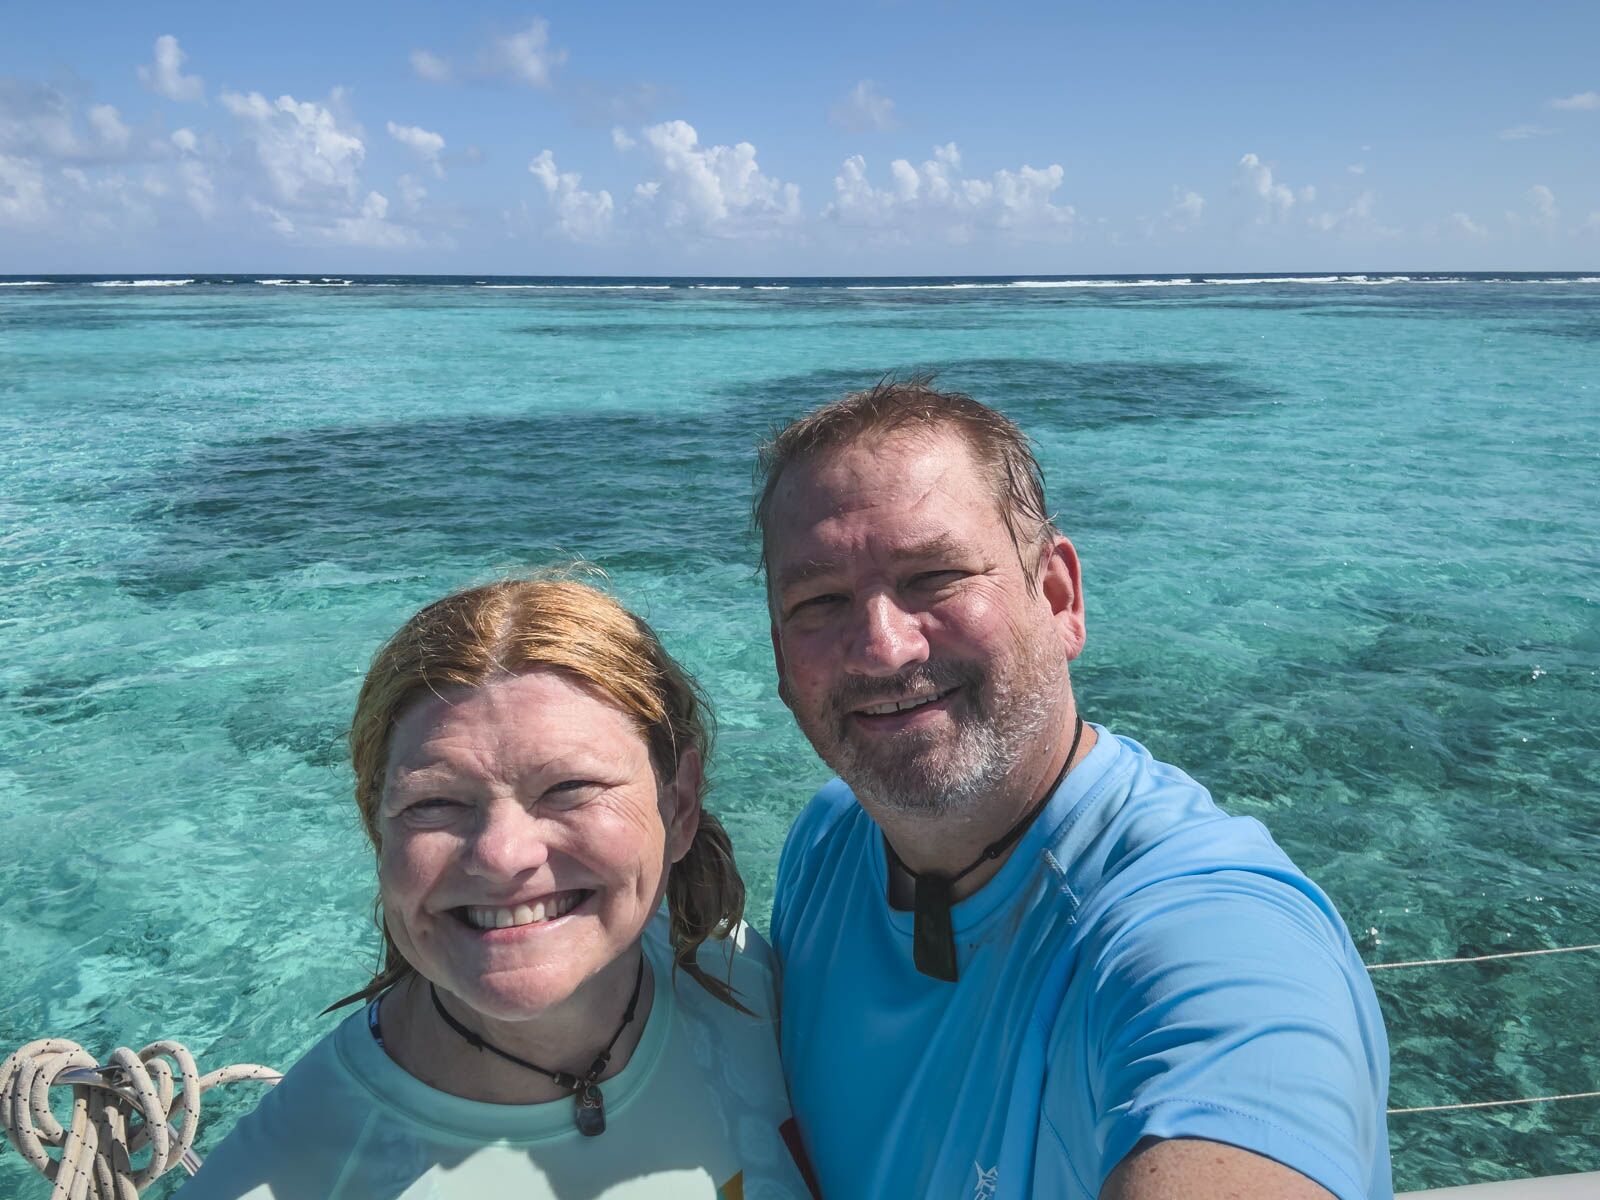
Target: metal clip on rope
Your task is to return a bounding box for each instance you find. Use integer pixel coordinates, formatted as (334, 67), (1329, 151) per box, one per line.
(0, 1038), (281, 1198)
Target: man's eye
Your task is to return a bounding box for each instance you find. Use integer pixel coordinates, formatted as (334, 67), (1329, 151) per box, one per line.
(789, 593), (845, 616)
(912, 570), (965, 588)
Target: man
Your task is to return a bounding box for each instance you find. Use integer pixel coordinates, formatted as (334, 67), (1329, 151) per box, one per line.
(759, 379), (1391, 1200)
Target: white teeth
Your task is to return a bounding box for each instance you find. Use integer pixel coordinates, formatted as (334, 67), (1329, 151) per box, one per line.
(860, 690), (947, 716)
(465, 895), (584, 931)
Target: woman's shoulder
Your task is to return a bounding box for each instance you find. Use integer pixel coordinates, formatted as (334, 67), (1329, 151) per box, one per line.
(181, 1013), (375, 1199)
(646, 912), (780, 1023)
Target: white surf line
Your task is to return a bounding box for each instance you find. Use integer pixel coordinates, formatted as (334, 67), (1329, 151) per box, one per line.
(1366, 942), (1600, 971)
(1389, 1090), (1600, 1116)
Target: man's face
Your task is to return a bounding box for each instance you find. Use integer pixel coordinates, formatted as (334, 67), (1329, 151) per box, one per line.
(766, 429), (1084, 816)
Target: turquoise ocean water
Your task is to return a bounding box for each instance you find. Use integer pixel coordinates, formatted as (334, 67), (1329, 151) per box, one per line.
(2, 272), (1597, 1193)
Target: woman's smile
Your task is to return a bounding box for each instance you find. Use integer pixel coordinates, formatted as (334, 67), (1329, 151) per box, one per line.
(453, 889), (595, 934)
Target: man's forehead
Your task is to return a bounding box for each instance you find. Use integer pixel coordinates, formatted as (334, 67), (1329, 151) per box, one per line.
(774, 425), (980, 505)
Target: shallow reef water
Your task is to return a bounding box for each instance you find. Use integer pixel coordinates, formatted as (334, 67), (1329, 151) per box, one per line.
(1, 274), (1597, 1193)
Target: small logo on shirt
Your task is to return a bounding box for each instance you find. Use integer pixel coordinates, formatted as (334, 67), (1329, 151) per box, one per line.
(973, 1161), (999, 1200)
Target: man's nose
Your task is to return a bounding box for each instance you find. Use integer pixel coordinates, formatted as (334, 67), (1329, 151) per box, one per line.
(463, 803), (549, 880)
(846, 593), (929, 677)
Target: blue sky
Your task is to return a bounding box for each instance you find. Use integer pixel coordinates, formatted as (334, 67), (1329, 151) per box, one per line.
(1, 1), (1596, 274)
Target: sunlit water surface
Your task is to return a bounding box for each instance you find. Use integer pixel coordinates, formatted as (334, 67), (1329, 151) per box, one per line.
(2, 273), (1597, 1193)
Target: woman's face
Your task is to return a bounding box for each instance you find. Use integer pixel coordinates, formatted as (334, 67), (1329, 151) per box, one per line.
(378, 668), (700, 1021)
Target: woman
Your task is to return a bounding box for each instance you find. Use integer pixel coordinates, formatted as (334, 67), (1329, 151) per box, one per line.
(186, 578), (815, 1199)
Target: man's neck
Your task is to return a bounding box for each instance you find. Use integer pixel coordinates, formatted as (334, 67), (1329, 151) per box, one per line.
(879, 710), (1096, 906)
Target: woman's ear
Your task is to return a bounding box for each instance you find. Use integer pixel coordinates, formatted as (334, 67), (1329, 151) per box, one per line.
(665, 746), (703, 863)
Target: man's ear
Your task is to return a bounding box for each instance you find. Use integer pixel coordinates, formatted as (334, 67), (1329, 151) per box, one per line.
(770, 623), (793, 708)
(1039, 534), (1087, 660)
(666, 747), (703, 863)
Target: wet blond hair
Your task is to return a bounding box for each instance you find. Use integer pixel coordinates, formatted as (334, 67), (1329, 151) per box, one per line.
(329, 576), (747, 1011)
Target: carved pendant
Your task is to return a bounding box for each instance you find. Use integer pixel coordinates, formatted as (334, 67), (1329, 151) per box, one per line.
(574, 1083), (606, 1137)
(912, 873), (959, 982)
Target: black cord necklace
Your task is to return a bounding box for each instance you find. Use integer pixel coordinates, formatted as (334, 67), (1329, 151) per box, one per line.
(886, 714), (1085, 983)
(429, 952), (646, 1137)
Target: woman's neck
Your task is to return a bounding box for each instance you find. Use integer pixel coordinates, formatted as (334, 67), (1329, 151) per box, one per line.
(378, 947), (655, 1105)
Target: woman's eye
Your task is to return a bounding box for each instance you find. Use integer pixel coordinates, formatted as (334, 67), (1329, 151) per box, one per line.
(546, 779), (603, 801)
(402, 797), (462, 821)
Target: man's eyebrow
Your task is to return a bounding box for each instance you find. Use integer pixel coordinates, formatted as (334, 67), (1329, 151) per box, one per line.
(774, 536), (975, 593)
(775, 558), (839, 593)
(889, 534), (971, 564)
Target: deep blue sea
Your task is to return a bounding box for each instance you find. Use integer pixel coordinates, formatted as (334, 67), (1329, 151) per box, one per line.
(2, 272), (1597, 1193)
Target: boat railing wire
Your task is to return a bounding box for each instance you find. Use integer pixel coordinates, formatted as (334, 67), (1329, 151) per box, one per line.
(1369, 941), (1600, 1116)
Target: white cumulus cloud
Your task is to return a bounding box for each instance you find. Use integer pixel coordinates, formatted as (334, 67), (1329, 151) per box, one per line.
(0, 81), (142, 163)
(480, 19), (567, 88)
(1550, 91), (1600, 111)
(221, 89), (364, 206)
(387, 120), (445, 178)
(397, 173), (427, 212)
(325, 190), (419, 247)
(0, 152), (50, 225)
(1164, 188), (1205, 232)
(177, 157), (215, 218)
(633, 120), (800, 238)
(410, 49), (453, 83)
(830, 81), (899, 133)
(1237, 152), (1296, 223)
(1307, 190), (1397, 238)
(1528, 184), (1558, 234)
(529, 149), (613, 241)
(86, 105), (130, 151)
(1447, 212), (1487, 238)
(138, 35), (204, 103)
(826, 142), (1074, 243)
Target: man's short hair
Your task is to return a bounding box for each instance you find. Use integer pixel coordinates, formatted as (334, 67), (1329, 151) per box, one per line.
(753, 375), (1057, 585)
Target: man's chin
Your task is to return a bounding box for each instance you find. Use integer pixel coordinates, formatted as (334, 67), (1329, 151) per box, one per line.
(834, 754), (979, 813)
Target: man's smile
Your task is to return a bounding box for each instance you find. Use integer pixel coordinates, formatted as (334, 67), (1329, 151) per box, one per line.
(849, 685), (962, 732)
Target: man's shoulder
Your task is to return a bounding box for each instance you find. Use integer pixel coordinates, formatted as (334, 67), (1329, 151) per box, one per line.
(770, 778), (875, 948)
(785, 776), (865, 850)
(1063, 732), (1300, 908)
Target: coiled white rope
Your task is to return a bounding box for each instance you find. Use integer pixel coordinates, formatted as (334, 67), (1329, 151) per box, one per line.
(0, 1038), (280, 1198)
(1369, 940), (1599, 1117)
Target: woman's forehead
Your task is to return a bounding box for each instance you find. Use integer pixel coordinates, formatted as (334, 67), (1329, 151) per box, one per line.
(385, 669), (643, 775)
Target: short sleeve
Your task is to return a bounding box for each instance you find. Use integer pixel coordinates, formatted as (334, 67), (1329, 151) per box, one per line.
(1076, 869), (1387, 1200)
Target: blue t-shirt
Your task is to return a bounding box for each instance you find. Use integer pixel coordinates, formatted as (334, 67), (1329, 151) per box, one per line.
(771, 728), (1392, 1200)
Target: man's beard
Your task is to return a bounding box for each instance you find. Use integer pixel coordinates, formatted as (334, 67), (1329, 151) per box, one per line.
(793, 646), (1064, 817)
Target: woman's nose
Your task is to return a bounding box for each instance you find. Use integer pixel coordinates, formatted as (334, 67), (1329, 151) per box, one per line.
(847, 593), (929, 677)
(462, 804), (549, 880)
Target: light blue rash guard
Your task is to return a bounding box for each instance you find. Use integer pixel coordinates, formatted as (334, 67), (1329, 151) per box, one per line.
(771, 728), (1392, 1200)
